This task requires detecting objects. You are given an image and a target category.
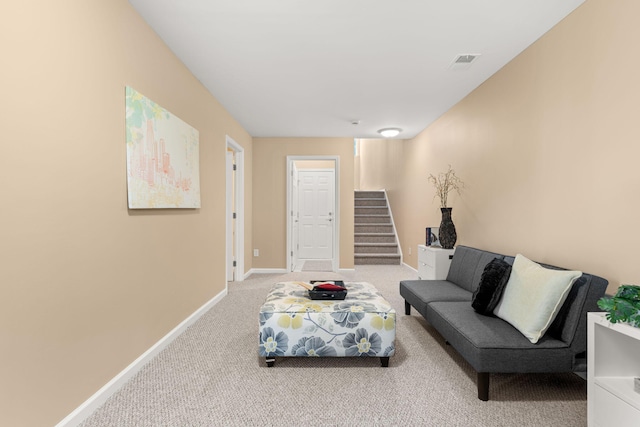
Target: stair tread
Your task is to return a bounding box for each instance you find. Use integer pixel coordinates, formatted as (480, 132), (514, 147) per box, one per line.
(354, 242), (398, 248)
(355, 242), (397, 246)
(354, 232), (395, 235)
(354, 253), (401, 258)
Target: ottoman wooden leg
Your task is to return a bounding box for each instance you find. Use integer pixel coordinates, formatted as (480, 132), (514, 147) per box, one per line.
(380, 357), (389, 367)
(266, 357), (275, 367)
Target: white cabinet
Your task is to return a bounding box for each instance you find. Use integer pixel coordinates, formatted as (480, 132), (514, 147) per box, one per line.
(587, 312), (640, 426)
(417, 245), (454, 280)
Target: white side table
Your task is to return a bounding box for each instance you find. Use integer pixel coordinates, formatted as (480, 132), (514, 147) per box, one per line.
(587, 312), (640, 426)
(417, 245), (454, 280)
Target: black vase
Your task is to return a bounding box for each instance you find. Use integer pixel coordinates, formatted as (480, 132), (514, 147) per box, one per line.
(439, 207), (457, 249)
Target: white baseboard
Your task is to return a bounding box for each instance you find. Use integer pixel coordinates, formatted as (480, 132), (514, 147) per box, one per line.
(338, 268), (355, 274)
(55, 287), (228, 427)
(403, 262), (417, 273)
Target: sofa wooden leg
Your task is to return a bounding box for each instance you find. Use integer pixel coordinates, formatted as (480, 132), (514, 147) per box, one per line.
(477, 372), (489, 401)
(405, 301), (411, 315)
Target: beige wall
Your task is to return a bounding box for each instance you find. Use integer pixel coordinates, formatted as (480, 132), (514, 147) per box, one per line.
(0, 1), (251, 426)
(253, 138), (355, 269)
(359, 0), (639, 293)
(358, 138), (404, 192)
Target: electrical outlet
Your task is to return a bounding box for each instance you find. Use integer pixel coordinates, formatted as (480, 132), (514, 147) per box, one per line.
(254, 249), (259, 257)
(409, 247), (412, 255)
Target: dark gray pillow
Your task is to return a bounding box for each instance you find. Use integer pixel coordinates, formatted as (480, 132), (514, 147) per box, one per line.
(471, 258), (512, 316)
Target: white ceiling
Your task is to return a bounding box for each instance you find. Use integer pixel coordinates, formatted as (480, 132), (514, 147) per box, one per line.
(128, 0), (585, 139)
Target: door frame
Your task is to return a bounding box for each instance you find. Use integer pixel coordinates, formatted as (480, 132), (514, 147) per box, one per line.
(291, 162), (299, 271)
(286, 155), (340, 272)
(225, 151), (234, 282)
(226, 135), (245, 282)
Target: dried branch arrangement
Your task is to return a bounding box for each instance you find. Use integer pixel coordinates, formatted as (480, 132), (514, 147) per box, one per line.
(428, 165), (464, 208)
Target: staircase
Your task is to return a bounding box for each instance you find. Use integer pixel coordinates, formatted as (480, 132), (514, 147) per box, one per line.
(354, 190), (401, 265)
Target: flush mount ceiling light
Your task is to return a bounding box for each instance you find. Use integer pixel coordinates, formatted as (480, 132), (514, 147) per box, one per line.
(378, 128), (402, 138)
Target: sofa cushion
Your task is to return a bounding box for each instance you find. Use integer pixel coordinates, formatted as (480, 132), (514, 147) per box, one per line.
(399, 280), (472, 318)
(427, 301), (572, 373)
(471, 258), (512, 316)
(493, 254), (582, 344)
(446, 246), (506, 293)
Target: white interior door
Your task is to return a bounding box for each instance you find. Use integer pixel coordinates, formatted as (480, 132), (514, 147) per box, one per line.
(297, 170), (334, 260)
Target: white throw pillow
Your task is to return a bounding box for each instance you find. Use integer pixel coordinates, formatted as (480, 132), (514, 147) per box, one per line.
(493, 254), (581, 344)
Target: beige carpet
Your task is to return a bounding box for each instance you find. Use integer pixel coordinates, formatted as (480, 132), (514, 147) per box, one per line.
(301, 260), (334, 272)
(80, 265), (587, 426)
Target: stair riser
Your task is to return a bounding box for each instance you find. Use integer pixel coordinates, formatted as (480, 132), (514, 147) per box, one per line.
(355, 235), (396, 243)
(355, 191), (385, 199)
(355, 256), (401, 265)
(355, 199), (387, 207)
(355, 246), (398, 254)
(355, 207), (388, 215)
(354, 215), (391, 224)
(355, 225), (393, 233)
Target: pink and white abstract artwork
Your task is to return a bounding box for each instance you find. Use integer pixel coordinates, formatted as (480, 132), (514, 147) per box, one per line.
(125, 86), (200, 208)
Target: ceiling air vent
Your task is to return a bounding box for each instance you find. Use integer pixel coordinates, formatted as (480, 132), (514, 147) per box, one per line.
(449, 54), (481, 70)
(455, 54), (477, 64)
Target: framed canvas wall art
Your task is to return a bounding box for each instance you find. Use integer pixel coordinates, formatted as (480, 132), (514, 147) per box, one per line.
(125, 86), (200, 209)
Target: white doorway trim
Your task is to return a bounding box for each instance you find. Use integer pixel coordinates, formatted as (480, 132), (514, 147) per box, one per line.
(225, 151), (234, 281)
(226, 135), (245, 282)
(286, 155), (340, 272)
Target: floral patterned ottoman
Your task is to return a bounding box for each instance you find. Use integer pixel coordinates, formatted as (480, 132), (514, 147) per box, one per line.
(258, 281), (396, 367)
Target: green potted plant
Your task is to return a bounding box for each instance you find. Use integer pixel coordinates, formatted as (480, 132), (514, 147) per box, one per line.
(597, 284), (640, 328)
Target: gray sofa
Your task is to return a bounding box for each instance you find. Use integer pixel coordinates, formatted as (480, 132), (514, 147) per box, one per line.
(400, 245), (608, 401)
